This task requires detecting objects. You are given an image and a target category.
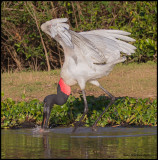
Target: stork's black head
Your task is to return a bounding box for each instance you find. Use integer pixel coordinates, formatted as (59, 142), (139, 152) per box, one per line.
(41, 94), (56, 129)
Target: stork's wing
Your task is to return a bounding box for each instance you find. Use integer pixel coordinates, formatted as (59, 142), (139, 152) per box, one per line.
(79, 29), (136, 63)
(69, 30), (107, 64)
(41, 18), (73, 48)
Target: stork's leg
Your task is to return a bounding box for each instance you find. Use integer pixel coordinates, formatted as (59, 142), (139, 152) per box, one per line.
(92, 85), (115, 131)
(72, 90), (88, 132)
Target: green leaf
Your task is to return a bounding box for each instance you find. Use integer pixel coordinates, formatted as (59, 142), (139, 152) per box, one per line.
(129, 98), (137, 104)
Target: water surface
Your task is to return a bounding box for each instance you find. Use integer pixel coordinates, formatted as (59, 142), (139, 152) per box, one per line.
(1, 127), (157, 159)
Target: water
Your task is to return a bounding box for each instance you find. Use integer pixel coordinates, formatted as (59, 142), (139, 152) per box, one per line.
(1, 127), (157, 159)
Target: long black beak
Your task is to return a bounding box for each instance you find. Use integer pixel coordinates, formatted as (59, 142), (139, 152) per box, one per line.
(41, 103), (51, 129)
(41, 94), (56, 129)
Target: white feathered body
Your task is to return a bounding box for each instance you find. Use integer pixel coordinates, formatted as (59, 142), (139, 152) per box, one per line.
(41, 18), (136, 89)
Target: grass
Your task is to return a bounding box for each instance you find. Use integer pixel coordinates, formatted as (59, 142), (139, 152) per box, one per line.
(1, 62), (157, 102)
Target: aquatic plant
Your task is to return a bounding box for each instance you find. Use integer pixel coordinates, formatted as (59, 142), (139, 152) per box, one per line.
(1, 93), (157, 128)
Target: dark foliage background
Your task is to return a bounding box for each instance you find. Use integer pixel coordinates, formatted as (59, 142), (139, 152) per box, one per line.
(1, 1), (157, 72)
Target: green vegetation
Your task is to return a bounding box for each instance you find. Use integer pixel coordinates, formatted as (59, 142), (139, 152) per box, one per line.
(1, 93), (157, 129)
(1, 1), (157, 72)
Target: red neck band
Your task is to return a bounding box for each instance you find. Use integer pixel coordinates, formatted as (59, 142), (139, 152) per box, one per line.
(58, 78), (71, 95)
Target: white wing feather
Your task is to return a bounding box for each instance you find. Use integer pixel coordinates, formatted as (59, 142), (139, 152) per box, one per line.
(49, 19), (73, 48)
(70, 30), (107, 69)
(55, 25), (73, 48)
(80, 29), (136, 62)
(51, 18), (68, 24)
(41, 18), (73, 48)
